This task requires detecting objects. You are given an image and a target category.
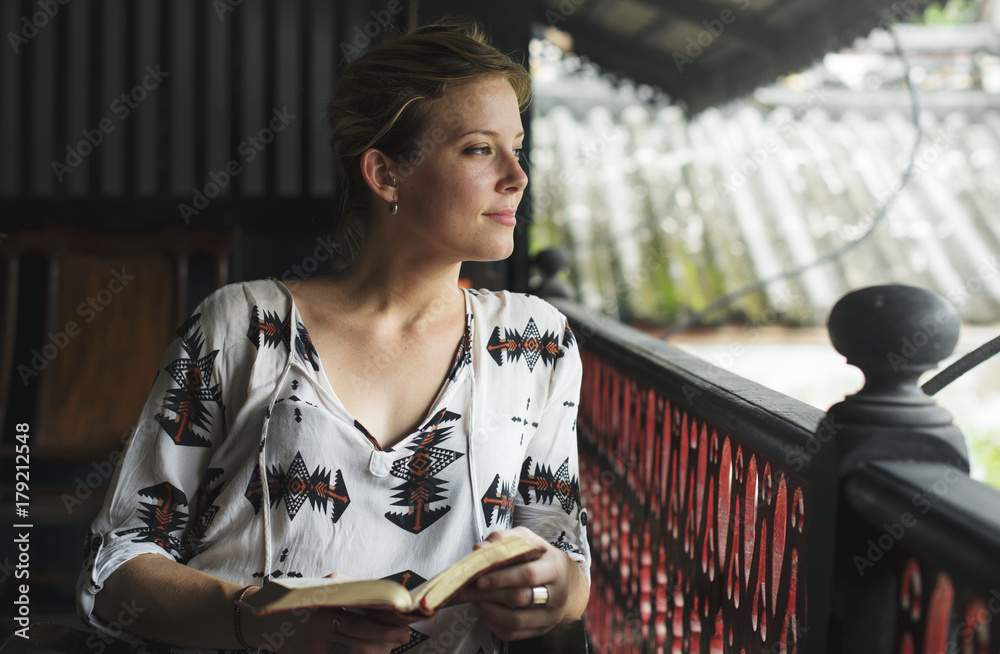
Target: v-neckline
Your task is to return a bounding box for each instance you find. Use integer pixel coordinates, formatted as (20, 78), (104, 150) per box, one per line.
(273, 279), (473, 452)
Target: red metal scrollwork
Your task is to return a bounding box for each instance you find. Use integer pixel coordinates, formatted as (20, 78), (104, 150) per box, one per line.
(579, 351), (809, 653)
(895, 553), (997, 654)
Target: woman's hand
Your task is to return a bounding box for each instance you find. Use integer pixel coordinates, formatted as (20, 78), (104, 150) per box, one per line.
(459, 526), (589, 642)
(242, 576), (414, 654)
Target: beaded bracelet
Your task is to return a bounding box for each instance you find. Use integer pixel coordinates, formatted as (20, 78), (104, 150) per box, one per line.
(234, 584), (261, 649)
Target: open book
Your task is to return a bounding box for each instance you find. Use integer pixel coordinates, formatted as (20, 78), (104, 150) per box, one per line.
(240, 535), (544, 618)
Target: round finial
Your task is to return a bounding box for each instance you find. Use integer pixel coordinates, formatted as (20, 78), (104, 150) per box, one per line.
(531, 248), (573, 299)
(533, 248), (569, 277)
(828, 285), (960, 377)
(826, 285), (968, 471)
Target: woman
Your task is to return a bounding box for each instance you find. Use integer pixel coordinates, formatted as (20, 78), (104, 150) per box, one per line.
(78, 19), (590, 653)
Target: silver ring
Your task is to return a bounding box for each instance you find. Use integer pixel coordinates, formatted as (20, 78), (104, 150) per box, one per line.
(530, 585), (550, 607)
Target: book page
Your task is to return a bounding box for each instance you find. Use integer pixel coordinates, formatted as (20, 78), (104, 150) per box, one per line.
(243, 578), (417, 614)
(412, 536), (544, 612)
(242, 535), (544, 616)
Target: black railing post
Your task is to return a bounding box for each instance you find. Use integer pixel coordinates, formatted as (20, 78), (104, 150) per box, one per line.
(824, 284), (969, 652)
(529, 247), (572, 300)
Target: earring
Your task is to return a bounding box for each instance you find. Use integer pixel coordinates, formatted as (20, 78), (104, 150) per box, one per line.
(387, 176), (398, 215)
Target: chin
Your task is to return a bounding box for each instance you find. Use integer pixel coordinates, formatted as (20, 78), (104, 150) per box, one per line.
(467, 239), (515, 263)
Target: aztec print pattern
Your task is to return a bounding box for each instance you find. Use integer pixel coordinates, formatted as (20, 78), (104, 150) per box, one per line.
(244, 451), (350, 523)
(247, 305), (291, 350)
(518, 456), (582, 516)
(154, 314), (223, 448)
(296, 322), (320, 371)
(481, 474), (516, 529)
(173, 313), (199, 340)
(386, 409), (464, 534)
(81, 530), (100, 577)
(562, 319), (576, 349)
(392, 629), (429, 653)
(383, 569), (428, 589)
(446, 313), (474, 381)
(252, 547), (304, 582)
(114, 482), (188, 559)
(355, 419), (386, 451)
(252, 567), (305, 581)
(274, 392), (320, 426)
(379, 571), (433, 653)
(487, 317), (564, 372)
(551, 530), (585, 557)
(182, 468), (225, 559)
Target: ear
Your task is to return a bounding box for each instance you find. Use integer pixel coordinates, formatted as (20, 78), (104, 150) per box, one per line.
(359, 149), (399, 203)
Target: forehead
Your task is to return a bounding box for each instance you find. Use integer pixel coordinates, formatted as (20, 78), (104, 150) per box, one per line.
(429, 77), (522, 135)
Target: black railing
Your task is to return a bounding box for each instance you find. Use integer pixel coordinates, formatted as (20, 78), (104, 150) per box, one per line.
(554, 284), (1000, 653)
(842, 462), (1000, 652)
(554, 299), (837, 652)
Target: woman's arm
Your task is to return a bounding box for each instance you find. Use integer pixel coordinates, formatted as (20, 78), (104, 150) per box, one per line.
(467, 305), (590, 640)
(94, 553), (245, 649)
(95, 553), (412, 652)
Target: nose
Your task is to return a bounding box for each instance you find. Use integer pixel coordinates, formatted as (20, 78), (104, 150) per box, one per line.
(500, 150), (528, 194)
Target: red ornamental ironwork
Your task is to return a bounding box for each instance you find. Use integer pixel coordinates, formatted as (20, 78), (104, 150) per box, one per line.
(896, 555), (996, 654)
(579, 351), (808, 653)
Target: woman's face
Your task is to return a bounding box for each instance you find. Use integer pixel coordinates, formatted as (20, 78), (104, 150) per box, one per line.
(391, 76), (528, 263)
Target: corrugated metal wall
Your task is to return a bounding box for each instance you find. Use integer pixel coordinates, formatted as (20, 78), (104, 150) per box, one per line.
(0, 0), (408, 213)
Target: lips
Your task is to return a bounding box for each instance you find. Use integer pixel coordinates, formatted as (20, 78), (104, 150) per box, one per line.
(483, 210), (517, 226)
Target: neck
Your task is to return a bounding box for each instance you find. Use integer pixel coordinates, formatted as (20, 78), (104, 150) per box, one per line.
(327, 233), (465, 328)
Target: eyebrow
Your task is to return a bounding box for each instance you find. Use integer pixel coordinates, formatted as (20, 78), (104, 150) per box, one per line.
(458, 129), (525, 140)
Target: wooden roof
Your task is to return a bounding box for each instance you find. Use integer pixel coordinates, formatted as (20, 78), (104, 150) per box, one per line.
(530, 24), (1000, 326)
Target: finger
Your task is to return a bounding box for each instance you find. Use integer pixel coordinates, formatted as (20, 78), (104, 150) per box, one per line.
(331, 612), (411, 645)
(473, 600), (552, 642)
(482, 526), (541, 545)
(475, 559), (548, 590)
(462, 585), (536, 608)
(322, 634), (399, 654)
(481, 530), (509, 544)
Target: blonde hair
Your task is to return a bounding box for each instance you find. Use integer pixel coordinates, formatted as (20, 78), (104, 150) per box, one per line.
(326, 18), (532, 262)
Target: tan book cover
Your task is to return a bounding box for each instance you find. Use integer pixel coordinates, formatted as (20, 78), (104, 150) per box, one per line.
(240, 535), (544, 618)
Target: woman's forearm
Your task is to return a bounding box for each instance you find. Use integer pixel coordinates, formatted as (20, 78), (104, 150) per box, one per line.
(562, 557), (591, 623)
(94, 553), (247, 649)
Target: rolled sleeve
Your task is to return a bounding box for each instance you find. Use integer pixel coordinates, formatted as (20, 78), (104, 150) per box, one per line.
(515, 309), (591, 582)
(76, 294), (240, 631)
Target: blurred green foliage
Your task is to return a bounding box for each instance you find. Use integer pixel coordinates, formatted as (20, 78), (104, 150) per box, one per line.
(967, 427), (1000, 490)
(911, 0), (985, 24)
